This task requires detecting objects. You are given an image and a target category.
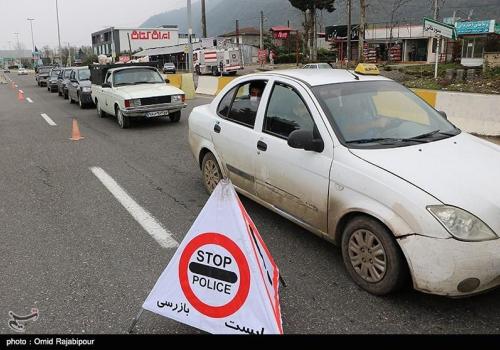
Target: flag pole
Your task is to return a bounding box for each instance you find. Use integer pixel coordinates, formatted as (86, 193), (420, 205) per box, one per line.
(128, 308), (145, 334)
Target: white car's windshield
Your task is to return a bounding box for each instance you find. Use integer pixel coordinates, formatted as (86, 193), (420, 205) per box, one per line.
(313, 81), (459, 147)
(113, 68), (164, 86)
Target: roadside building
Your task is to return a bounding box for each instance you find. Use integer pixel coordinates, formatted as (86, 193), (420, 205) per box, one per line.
(326, 22), (455, 64)
(455, 20), (499, 67)
(221, 27), (260, 47)
(91, 25), (198, 62)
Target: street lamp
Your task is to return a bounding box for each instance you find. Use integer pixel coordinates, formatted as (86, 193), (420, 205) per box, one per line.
(55, 0), (62, 63)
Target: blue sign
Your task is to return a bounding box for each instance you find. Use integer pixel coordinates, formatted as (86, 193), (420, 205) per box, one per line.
(455, 20), (494, 35)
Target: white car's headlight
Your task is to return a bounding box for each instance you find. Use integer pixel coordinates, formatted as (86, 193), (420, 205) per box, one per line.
(427, 205), (498, 242)
(171, 94), (184, 103)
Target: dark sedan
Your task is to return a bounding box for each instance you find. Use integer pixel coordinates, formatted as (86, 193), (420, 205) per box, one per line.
(36, 66), (52, 87)
(57, 68), (73, 99)
(68, 67), (93, 109)
(47, 68), (61, 92)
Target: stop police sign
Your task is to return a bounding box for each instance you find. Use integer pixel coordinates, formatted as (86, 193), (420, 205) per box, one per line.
(179, 233), (250, 318)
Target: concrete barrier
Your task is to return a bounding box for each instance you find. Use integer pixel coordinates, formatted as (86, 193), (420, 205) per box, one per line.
(216, 77), (236, 94)
(181, 73), (196, 100)
(165, 73), (182, 89)
(196, 76), (219, 95)
(412, 89), (500, 136)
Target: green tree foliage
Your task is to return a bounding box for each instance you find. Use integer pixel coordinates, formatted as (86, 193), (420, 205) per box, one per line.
(289, 0), (335, 12)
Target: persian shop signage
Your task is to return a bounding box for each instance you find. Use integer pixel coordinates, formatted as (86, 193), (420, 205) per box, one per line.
(130, 30), (171, 40)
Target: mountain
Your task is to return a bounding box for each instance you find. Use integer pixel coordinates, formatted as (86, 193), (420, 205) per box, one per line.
(141, 0), (500, 36)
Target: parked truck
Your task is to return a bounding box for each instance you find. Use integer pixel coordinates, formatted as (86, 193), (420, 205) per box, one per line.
(193, 47), (243, 76)
(89, 62), (186, 129)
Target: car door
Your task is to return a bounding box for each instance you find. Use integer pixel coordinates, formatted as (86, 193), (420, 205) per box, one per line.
(68, 71), (77, 100)
(211, 79), (269, 196)
(254, 78), (333, 233)
(102, 72), (113, 113)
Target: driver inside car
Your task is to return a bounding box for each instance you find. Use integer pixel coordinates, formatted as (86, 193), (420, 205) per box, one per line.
(319, 88), (392, 141)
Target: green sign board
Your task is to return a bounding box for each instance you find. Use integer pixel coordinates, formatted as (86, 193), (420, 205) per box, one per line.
(423, 17), (457, 39)
(455, 20), (495, 35)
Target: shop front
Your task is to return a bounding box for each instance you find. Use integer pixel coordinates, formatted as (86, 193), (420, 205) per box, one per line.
(456, 20), (497, 67)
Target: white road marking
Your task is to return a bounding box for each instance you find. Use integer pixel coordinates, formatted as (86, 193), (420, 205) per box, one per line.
(40, 113), (57, 126)
(27, 98), (33, 103)
(90, 166), (179, 249)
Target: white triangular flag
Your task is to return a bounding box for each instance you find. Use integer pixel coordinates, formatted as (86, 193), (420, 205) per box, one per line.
(142, 179), (283, 334)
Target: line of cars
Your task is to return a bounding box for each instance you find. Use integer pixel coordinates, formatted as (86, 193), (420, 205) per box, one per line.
(34, 63), (187, 128)
(36, 66), (93, 108)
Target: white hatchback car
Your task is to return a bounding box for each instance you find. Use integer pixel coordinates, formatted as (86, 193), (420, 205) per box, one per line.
(188, 65), (500, 297)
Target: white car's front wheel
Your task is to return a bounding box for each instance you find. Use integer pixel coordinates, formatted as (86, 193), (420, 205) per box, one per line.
(116, 108), (130, 129)
(341, 216), (409, 295)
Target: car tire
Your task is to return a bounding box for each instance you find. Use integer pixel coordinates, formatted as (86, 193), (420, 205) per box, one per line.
(58, 88), (62, 96)
(78, 95), (85, 109)
(116, 108), (130, 129)
(341, 216), (409, 296)
(69, 95), (74, 104)
(212, 66), (219, 76)
(169, 111), (181, 123)
(201, 152), (222, 194)
(64, 91), (68, 100)
(96, 101), (105, 118)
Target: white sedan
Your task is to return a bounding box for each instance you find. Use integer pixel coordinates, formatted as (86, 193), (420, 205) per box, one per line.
(188, 65), (500, 297)
(17, 68), (28, 75)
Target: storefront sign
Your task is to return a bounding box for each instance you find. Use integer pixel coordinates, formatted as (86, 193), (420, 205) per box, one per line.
(130, 30), (171, 40)
(273, 31), (289, 39)
(424, 17), (456, 39)
(455, 20), (495, 35)
(325, 25), (359, 41)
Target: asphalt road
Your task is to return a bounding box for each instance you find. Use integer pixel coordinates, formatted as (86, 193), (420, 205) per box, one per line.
(1, 73), (499, 335)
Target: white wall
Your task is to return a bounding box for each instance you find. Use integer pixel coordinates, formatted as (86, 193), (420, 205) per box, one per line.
(436, 92), (500, 136)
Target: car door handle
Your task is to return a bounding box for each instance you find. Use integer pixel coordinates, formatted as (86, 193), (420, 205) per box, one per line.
(257, 141), (267, 152)
(214, 124), (221, 133)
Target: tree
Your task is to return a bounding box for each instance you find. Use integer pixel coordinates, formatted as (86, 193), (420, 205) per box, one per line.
(289, 0), (336, 61)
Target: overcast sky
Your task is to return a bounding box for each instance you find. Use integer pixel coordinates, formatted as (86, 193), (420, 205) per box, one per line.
(0, 0), (187, 50)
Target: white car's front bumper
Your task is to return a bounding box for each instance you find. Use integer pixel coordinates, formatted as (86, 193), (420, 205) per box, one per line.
(398, 235), (500, 297)
(122, 102), (187, 118)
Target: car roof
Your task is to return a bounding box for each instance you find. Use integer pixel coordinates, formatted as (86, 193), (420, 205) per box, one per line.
(108, 66), (158, 73)
(250, 69), (391, 87)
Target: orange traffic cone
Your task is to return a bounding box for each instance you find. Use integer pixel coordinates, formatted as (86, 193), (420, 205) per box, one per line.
(70, 119), (84, 141)
(18, 90), (24, 101)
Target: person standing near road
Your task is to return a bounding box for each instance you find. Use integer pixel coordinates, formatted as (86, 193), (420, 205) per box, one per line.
(269, 50), (275, 65)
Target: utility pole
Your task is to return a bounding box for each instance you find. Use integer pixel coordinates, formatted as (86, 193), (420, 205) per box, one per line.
(187, 0), (193, 72)
(13, 33), (20, 63)
(358, 0), (366, 62)
(433, 0), (440, 79)
(27, 18), (35, 54)
(312, 2), (317, 62)
(433, 0), (439, 20)
(55, 0), (62, 64)
(347, 0), (352, 62)
(236, 19), (240, 45)
(260, 11), (264, 50)
(201, 0), (207, 38)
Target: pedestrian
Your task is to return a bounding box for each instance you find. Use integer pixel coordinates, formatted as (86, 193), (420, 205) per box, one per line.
(269, 50), (275, 65)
